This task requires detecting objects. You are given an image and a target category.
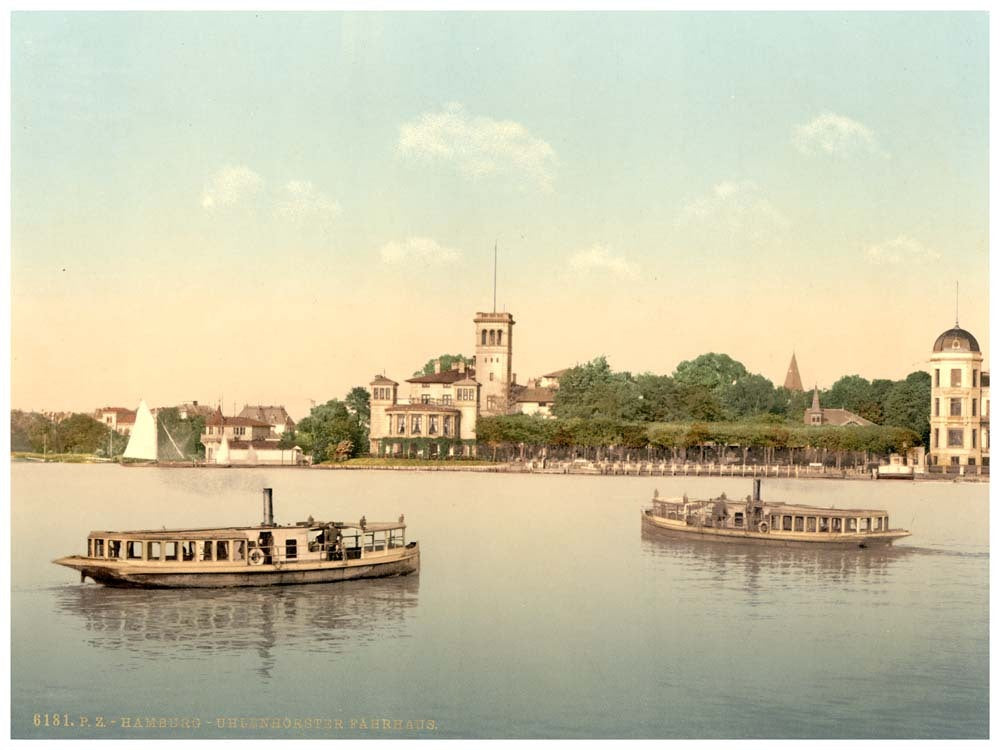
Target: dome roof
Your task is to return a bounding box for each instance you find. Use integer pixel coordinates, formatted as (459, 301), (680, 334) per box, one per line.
(932, 325), (980, 353)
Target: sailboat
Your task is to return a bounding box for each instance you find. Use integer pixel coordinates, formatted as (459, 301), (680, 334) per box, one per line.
(122, 400), (158, 463)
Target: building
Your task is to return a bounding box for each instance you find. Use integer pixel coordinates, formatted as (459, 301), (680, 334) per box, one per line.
(177, 401), (216, 420)
(928, 324), (990, 467)
(200, 408), (304, 465)
(369, 310), (520, 456)
(803, 388), (875, 426)
(237, 404), (296, 435)
(94, 407), (136, 435)
(512, 385), (557, 417)
(783, 353), (804, 392)
(538, 368), (569, 390)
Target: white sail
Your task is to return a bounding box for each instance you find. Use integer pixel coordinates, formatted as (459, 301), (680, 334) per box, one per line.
(123, 400), (158, 460)
(216, 434), (230, 464)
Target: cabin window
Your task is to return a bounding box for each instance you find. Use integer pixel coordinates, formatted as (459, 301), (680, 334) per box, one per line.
(388, 529), (405, 548)
(308, 529), (326, 552)
(181, 541), (196, 561)
(88, 539), (93, 557)
(233, 541), (246, 561)
(216, 541), (229, 561)
(93, 539), (104, 558)
(806, 517), (816, 532)
(782, 515), (792, 531)
(201, 541), (213, 561)
(165, 542), (179, 561)
(832, 518), (842, 532)
(863, 518), (872, 532)
(285, 539), (297, 560)
(770, 514), (779, 529)
(818, 517), (829, 532)
(147, 541), (161, 560)
(108, 540), (122, 559)
(734, 512), (744, 528)
(846, 519), (857, 532)
(793, 516), (804, 532)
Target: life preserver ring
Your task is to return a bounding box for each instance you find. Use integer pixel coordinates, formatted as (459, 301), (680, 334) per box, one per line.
(248, 548), (265, 566)
(758, 522), (769, 534)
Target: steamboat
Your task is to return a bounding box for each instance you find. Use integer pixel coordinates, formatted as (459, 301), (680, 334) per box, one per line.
(642, 479), (910, 547)
(53, 488), (419, 588)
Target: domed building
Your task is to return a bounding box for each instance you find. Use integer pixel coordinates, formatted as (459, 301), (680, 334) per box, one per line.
(928, 323), (989, 469)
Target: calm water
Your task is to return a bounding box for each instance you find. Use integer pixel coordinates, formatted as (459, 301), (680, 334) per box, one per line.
(11, 464), (989, 739)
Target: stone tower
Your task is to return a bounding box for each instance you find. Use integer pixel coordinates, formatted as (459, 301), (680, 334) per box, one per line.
(474, 311), (515, 415)
(783, 352), (804, 391)
(928, 323), (989, 467)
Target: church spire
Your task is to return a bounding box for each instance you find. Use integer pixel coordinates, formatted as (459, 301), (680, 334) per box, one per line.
(783, 352), (804, 391)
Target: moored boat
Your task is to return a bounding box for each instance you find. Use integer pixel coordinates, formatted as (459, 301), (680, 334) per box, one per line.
(641, 479), (910, 547)
(53, 488), (419, 588)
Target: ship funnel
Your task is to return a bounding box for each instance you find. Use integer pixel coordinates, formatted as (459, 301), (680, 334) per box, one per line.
(262, 487), (274, 526)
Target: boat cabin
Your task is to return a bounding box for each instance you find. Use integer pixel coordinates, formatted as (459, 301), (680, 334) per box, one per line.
(85, 519), (408, 566)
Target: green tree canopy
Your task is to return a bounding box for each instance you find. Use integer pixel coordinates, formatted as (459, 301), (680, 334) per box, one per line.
(413, 354), (472, 377)
(673, 353), (749, 393)
(295, 398), (367, 463)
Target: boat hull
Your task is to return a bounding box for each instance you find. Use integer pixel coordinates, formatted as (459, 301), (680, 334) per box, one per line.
(54, 544), (420, 589)
(641, 511), (908, 547)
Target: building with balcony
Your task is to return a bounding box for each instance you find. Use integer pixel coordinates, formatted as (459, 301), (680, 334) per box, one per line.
(200, 407), (304, 465)
(928, 324), (989, 467)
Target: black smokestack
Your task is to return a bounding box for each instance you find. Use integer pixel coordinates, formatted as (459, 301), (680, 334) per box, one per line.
(262, 487), (274, 526)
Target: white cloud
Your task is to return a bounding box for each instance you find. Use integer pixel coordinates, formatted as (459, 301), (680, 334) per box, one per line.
(201, 165), (264, 209)
(379, 237), (461, 265)
(569, 245), (639, 279)
(397, 102), (557, 191)
(793, 112), (886, 157)
(864, 236), (941, 265)
(274, 180), (342, 222)
(678, 180), (790, 231)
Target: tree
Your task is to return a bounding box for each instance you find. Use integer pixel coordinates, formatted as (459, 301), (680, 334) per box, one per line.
(413, 354), (472, 377)
(552, 357), (643, 421)
(156, 407), (206, 460)
(826, 375), (875, 413)
(345, 386), (371, 430)
(673, 353), (748, 393)
(723, 374), (776, 419)
(54, 414), (110, 454)
(295, 399), (366, 463)
(11, 410), (54, 453)
(882, 371), (931, 444)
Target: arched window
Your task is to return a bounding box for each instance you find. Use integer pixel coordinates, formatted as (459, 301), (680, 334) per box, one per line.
(497, 330), (503, 346)
(489, 330), (496, 346)
(481, 330), (487, 345)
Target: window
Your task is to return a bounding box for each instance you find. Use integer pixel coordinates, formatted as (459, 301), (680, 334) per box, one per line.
(215, 541), (229, 561)
(487, 396), (498, 411)
(165, 542), (178, 561)
(934, 428), (939, 448)
(794, 516), (804, 531)
(818, 517), (829, 532)
(201, 541), (213, 560)
(428, 416), (438, 435)
(285, 539), (297, 560)
(934, 398), (940, 416)
(411, 416), (422, 434)
(951, 456), (960, 466)
(935, 369), (940, 387)
(442, 395), (452, 405)
(972, 399), (977, 417)
(806, 517), (816, 532)
(481, 330), (487, 345)
(950, 399), (962, 417)
(234, 426), (246, 436)
(948, 429), (964, 447)
(489, 372), (494, 381)
(147, 541), (161, 560)
(951, 369), (962, 387)
(421, 395), (430, 404)
(443, 416), (452, 436)
(969, 457), (976, 466)
(782, 516), (792, 531)
(398, 416), (406, 434)
(489, 330), (496, 346)
(127, 541), (142, 560)
(497, 331), (503, 346)
(181, 541), (196, 561)
(973, 370), (979, 388)
(234, 541), (245, 561)
(972, 429), (977, 448)
(93, 539), (104, 558)
(734, 512), (744, 528)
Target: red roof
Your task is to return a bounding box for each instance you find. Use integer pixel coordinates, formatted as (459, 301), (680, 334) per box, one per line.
(205, 408), (271, 428)
(407, 368), (477, 384)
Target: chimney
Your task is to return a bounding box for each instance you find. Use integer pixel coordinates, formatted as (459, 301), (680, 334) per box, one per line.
(512, 373), (517, 385)
(262, 487), (274, 526)
(434, 359), (441, 374)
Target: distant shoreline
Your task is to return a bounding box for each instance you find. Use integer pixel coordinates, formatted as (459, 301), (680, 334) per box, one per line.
(10, 454), (988, 482)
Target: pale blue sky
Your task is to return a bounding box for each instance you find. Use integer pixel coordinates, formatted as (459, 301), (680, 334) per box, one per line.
(12, 12), (989, 417)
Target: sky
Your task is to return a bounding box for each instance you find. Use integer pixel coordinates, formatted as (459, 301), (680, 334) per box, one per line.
(10, 11), (990, 420)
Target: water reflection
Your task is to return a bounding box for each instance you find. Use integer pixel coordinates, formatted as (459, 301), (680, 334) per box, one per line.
(639, 524), (919, 607)
(55, 576), (419, 679)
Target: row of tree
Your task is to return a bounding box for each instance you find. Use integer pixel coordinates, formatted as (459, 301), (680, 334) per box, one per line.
(476, 414), (921, 467)
(11, 410), (127, 456)
(551, 354), (931, 443)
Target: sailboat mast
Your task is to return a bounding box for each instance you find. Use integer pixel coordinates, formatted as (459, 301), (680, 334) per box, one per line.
(493, 240), (497, 312)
